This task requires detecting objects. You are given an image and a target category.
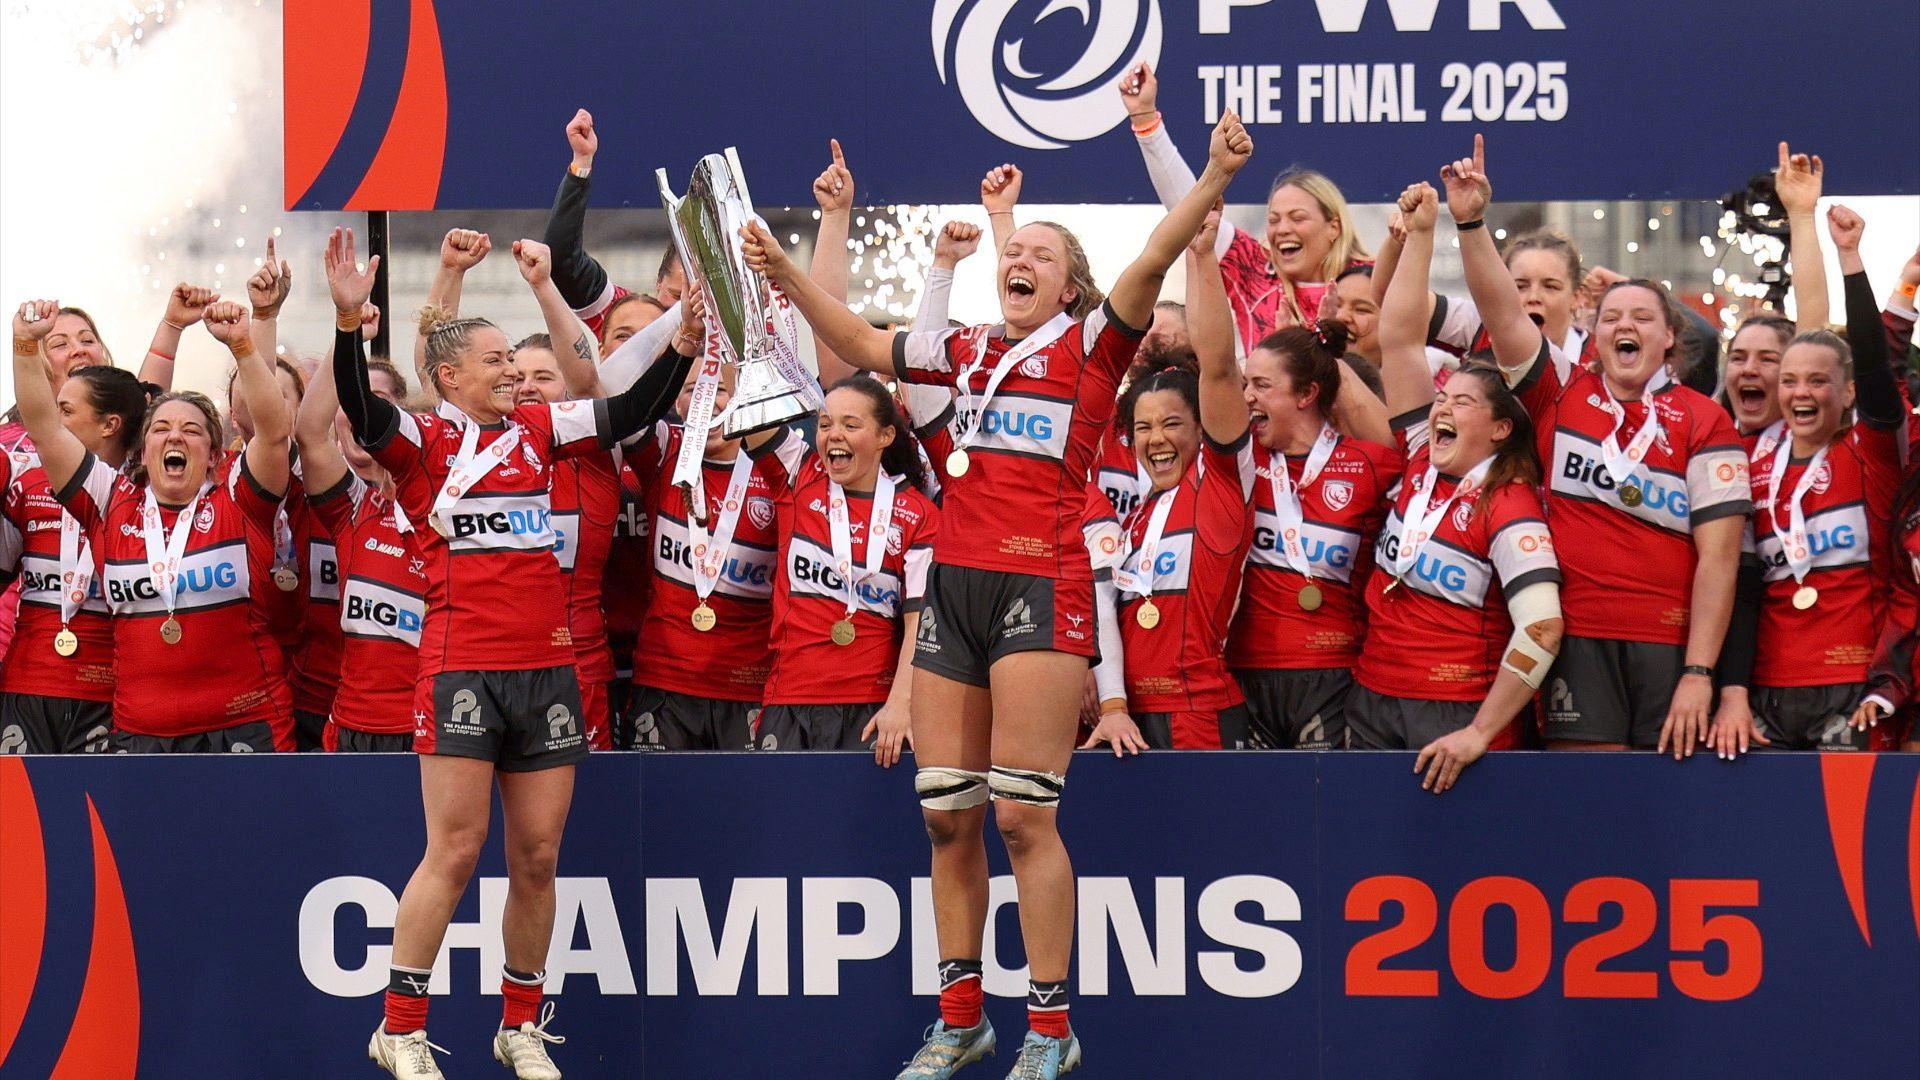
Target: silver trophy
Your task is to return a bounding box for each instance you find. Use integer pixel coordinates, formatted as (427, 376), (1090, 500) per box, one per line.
(657, 148), (812, 438)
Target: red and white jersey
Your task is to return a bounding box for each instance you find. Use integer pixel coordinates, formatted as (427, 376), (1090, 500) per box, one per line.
(602, 452), (653, 679)
(1517, 362), (1750, 644)
(1219, 228), (1333, 350)
(0, 449), (114, 701)
(287, 479), (345, 716)
(256, 468), (308, 658)
(632, 422), (780, 701)
(1428, 292), (1591, 380)
(1094, 426), (1145, 524)
(893, 301), (1144, 580)
(369, 401), (609, 676)
(306, 474), (426, 735)
(1114, 436), (1258, 713)
(550, 451), (620, 688)
(1355, 423), (1561, 702)
(1228, 435), (1404, 671)
(754, 430), (940, 705)
(1748, 423), (1903, 687)
(59, 453), (293, 739)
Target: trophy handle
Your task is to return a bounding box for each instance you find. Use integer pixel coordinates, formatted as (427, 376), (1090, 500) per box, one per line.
(722, 147), (754, 217)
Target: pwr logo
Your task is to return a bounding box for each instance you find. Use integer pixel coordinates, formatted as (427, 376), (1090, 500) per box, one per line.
(0, 759), (141, 1077)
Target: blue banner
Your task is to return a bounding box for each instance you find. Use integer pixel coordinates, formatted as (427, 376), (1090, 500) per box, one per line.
(3, 752), (1917, 1077)
(282, 0), (1919, 211)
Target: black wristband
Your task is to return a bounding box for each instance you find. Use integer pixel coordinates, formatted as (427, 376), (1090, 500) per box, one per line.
(1681, 664), (1714, 679)
(1455, 218), (1486, 232)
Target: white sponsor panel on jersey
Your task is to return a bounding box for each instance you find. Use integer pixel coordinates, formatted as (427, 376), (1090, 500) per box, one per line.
(1752, 502), (1871, 581)
(308, 539), (340, 602)
(1248, 513), (1361, 583)
(340, 578), (427, 646)
(15, 549), (109, 613)
(1119, 529), (1195, 595)
(786, 533), (905, 617)
(652, 513), (776, 601)
(439, 493), (558, 553)
(102, 539), (250, 614)
(960, 393), (1074, 463)
(1374, 512), (1492, 607)
(1550, 429), (1690, 532)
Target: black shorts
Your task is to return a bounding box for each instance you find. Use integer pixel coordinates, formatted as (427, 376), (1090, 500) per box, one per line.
(627, 685), (760, 751)
(1750, 683), (1870, 751)
(324, 722), (415, 753)
(292, 708), (329, 752)
(1233, 668), (1353, 749)
(1135, 704), (1252, 750)
(413, 668), (589, 772)
(755, 703), (882, 751)
(1543, 636), (1684, 748)
(1346, 685), (1476, 750)
(913, 564), (1097, 688)
(111, 720), (277, 754)
(0, 693), (112, 754)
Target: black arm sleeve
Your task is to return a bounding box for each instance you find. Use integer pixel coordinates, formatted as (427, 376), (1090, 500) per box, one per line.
(1843, 270), (1899, 428)
(335, 328), (400, 448)
(1717, 557), (1765, 690)
(544, 170), (611, 312)
(596, 349), (699, 447)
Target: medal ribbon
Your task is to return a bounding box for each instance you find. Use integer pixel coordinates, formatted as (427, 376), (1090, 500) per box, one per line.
(57, 509), (95, 628)
(1266, 423), (1340, 580)
(826, 472), (898, 619)
(1391, 456), (1493, 581)
(672, 320), (728, 524)
(142, 483), (209, 618)
(432, 416), (522, 527)
(1761, 421), (1829, 585)
(1597, 380), (1663, 509)
(688, 452), (755, 607)
(1114, 484), (1179, 600)
(953, 313), (1073, 454)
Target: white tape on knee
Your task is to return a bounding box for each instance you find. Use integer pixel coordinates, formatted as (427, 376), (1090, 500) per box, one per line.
(987, 765), (1065, 807)
(916, 767), (989, 810)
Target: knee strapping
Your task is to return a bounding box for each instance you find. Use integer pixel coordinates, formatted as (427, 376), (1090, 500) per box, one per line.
(987, 765), (1064, 806)
(916, 766), (989, 810)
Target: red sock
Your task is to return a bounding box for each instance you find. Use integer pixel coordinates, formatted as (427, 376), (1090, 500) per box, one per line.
(384, 966), (432, 1035)
(940, 973), (984, 1028)
(501, 968), (544, 1029)
(1027, 978), (1070, 1038)
(1028, 1006), (1071, 1039)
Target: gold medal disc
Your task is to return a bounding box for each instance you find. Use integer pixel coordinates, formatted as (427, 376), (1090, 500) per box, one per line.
(1135, 600), (1161, 630)
(53, 628), (78, 657)
(690, 603), (718, 632)
(160, 615), (183, 644)
(1618, 484), (1643, 508)
(1792, 584), (1818, 610)
(830, 618), (857, 646)
(945, 449), (971, 477)
(1298, 583), (1324, 611)
(273, 566), (299, 591)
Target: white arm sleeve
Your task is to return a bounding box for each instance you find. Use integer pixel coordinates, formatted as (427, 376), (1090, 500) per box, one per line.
(1136, 126), (1233, 260)
(1092, 575), (1127, 703)
(597, 300), (684, 395)
(904, 267), (959, 428)
(1501, 580), (1563, 690)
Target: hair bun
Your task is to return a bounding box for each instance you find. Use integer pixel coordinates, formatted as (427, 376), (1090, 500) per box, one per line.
(416, 304), (457, 336)
(1311, 318), (1350, 357)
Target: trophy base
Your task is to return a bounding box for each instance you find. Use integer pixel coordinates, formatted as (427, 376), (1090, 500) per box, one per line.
(721, 388), (812, 438)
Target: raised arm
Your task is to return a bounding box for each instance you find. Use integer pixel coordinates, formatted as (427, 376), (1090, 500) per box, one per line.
(1379, 184), (1442, 417)
(326, 228), (400, 448)
(245, 236), (293, 371)
(916, 221), (980, 330)
(1827, 205), (1899, 428)
(807, 139), (858, 386)
(10, 301), (87, 489)
(293, 301), (350, 498)
(1774, 142), (1828, 331)
(1107, 112), (1253, 332)
(1118, 62), (1233, 261)
(740, 222), (894, 375)
(542, 109), (617, 312)
(1188, 209), (1246, 446)
(138, 282), (217, 389)
(514, 239), (603, 399)
(981, 164), (1022, 256)
(415, 228), (491, 387)
(1443, 135), (1541, 373)
(207, 302), (290, 497)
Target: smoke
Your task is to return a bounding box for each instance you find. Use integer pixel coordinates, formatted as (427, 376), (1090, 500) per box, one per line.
(1, 0), (282, 401)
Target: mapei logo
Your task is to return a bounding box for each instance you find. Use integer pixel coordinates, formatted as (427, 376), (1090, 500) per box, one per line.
(933, 0), (1163, 149)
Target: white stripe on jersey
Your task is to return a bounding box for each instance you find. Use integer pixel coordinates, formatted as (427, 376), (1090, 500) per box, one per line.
(1548, 428), (1692, 532)
(546, 399), (600, 448)
(1117, 529), (1195, 596)
(15, 549), (110, 613)
(1752, 502), (1872, 581)
(438, 493), (557, 553)
(340, 578), (426, 646)
(651, 513), (775, 601)
(102, 540), (249, 614)
(1248, 514), (1363, 583)
(786, 533), (906, 616)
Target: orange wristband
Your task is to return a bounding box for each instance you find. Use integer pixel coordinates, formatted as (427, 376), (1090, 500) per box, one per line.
(13, 337), (39, 356)
(336, 310), (363, 333)
(1131, 111), (1162, 136)
(1100, 699), (1130, 716)
(1899, 281), (1918, 301)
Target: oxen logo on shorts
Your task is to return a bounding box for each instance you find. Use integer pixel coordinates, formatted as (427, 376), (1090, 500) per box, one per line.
(1321, 480), (1354, 511)
(746, 496), (775, 531)
(547, 703), (576, 740)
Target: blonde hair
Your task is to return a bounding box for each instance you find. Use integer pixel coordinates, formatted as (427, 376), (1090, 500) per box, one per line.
(1268, 168), (1370, 283)
(1028, 220), (1103, 321)
(416, 305), (497, 395)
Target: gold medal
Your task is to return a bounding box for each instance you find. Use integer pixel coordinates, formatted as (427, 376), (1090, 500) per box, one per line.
(945, 449), (971, 477)
(160, 615), (183, 644)
(53, 628), (78, 657)
(1134, 599), (1161, 630)
(830, 618), (857, 646)
(1297, 583), (1324, 611)
(1618, 483), (1643, 508)
(1792, 584), (1818, 610)
(272, 566), (299, 591)
(690, 602), (718, 632)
